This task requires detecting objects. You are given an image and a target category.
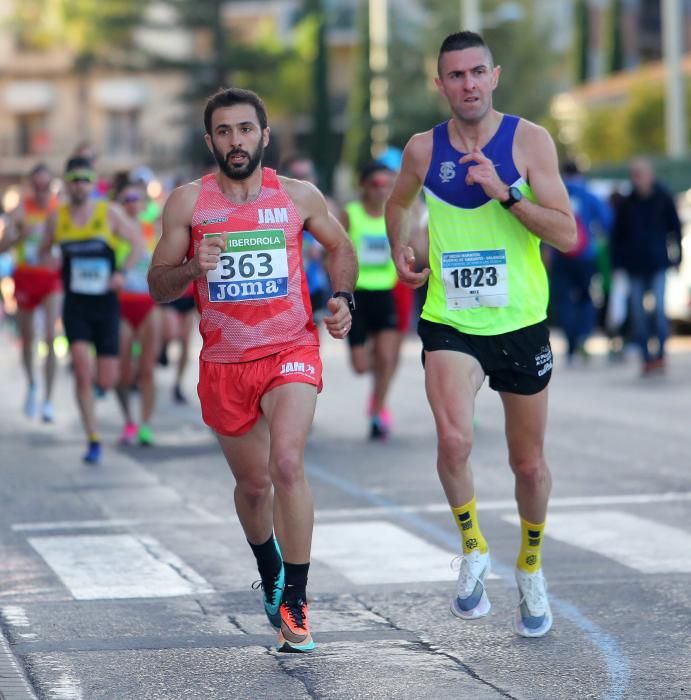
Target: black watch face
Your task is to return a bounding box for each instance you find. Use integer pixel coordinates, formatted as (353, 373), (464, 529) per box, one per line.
(509, 186), (522, 201)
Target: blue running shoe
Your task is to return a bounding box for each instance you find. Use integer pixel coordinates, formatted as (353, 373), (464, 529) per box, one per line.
(83, 441), (101, 465)
(513, 568), (553, 638)
(450, 550), (491, 620)
(251, 538), (284, 629)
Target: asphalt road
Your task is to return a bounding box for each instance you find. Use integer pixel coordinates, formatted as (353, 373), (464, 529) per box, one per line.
(1, 326), (690, 700)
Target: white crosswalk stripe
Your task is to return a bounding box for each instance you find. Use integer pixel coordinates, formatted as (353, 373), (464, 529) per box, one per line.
(28, 534), (214, 600)
(312, 520), (491, 584)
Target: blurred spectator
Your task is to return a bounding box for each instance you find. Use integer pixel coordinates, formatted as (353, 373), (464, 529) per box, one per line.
(604, 189), (630, 359)
(281, 154), (333, 324)
(0, 163), (62, 421)
(611, 158), (682, 375)
(550, 161), (612, 363)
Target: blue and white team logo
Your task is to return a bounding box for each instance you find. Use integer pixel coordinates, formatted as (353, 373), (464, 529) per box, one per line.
(439, 161), (456, 183)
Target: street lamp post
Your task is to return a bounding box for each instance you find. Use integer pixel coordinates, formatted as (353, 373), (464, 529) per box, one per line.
(369, 0), (389, 157)
(662, 0), (688, 158)
(461, 0), (481, 31)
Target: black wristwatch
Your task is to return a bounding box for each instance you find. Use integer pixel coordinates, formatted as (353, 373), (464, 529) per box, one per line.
(501, 185), (523, 209)
(332, 291), (356, 312)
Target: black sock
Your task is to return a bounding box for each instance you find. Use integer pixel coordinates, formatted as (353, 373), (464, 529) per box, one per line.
(283, 562), (309, 602)
(248, 535), (281, 583)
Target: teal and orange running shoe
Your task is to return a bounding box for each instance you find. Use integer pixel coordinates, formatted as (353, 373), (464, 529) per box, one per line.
(251, 538), (284, 629)
(277, 597), (315, 653)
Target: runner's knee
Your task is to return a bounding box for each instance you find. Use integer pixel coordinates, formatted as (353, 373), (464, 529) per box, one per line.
(437, 428), (473, 467)
(236, 477), (272, 506)
(270, 450), (304, 490)
(509, 454), (549, 486)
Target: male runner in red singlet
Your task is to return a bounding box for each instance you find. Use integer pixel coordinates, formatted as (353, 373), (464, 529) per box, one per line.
(148, 88), (358, 653)
(1, 163), (61, 421)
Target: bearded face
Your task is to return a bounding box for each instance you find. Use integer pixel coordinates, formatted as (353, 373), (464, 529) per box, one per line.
(211, 136), (265, 181)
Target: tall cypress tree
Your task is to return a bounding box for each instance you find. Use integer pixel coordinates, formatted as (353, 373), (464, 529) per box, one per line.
(576, 0), (590, 83)
(305, 0), (335, 192)
(609, 0), (623, 73)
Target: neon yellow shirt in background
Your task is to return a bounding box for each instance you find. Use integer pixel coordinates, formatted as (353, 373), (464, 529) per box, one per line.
(345, 200), (398, 291)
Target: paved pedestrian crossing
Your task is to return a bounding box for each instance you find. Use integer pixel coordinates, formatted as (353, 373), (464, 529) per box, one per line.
(19, 507), (691, 602)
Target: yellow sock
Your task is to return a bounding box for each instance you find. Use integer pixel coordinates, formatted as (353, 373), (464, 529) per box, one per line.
(452, 498), (488, 555)
(517, 518), (545, 573)
(89, 432), (100, 443)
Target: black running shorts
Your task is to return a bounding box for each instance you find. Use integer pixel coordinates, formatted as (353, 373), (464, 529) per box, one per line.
(63, 293), (120, 357)
(418, 318), (553, 395)
(348, 289), (398, 347)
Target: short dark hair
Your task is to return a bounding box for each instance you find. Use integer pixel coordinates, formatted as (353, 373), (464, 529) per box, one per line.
(64, 156), (93, 174)
(203, 87), (268, 134)
(359, 161), (394, 184)
(437, 31), (493, 75)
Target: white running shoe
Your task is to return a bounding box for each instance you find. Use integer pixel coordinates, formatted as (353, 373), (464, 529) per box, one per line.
(41, 400), (55, 423)
(514, 568), (553, 637)
(24, 383), (38, 419)
(450, 549), (491, 620)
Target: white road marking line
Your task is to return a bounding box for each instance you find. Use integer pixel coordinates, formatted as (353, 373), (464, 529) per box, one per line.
(312, 491), (691, 520)
(12, 515), (237, 532)
(1, 605), (37, 641)
(28, 534), (214, 600)
(1, 605), (31, 627)
(312, 520), (498, 584)
(504, 510), (691, 574)
(49, 672), (83, 700)
(12, 491), (691, 534)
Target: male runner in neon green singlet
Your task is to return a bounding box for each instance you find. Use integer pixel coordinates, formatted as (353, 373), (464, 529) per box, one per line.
(386, 31), (576, 637)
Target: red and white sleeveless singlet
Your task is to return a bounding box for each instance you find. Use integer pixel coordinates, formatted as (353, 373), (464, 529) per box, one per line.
(189, 168), (319, 363)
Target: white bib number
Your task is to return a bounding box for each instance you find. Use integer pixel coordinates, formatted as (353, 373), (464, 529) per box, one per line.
(70, 257), (110, 295)
(359, 235), (390, 265)
(441, 249), (508, 310)
(206, 230), (289, 302)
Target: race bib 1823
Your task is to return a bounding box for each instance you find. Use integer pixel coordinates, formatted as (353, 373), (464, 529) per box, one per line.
(206, 230), (289, 302)
(441, 248), (508, 310)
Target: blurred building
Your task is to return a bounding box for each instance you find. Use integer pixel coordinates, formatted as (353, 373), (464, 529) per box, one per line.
(0, 1), (191, 187)
(0, 0), (358, 189)
(550, 0), (691, 161)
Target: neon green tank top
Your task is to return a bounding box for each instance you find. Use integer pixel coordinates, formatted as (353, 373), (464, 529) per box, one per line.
(345, 201), (397, 291)
(422, 181), (548, 335)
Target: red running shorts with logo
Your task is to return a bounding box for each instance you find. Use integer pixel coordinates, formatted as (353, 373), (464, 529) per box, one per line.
(13, 267), (62, 311)
(198, 345), (323, 437)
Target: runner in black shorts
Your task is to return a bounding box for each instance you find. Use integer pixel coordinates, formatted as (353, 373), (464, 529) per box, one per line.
(41, 157), (137, 464)
(385, 32), (577, 637)
(341, 163), (401, 439)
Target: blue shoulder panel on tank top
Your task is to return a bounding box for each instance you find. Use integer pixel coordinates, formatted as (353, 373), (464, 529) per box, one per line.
(423, 115), (521, 210)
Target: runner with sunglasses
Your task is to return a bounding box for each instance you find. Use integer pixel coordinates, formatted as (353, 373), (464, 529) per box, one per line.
(41, 157), (138, 464)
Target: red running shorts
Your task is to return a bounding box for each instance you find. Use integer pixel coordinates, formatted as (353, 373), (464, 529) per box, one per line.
(198, 345), (323, 436)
